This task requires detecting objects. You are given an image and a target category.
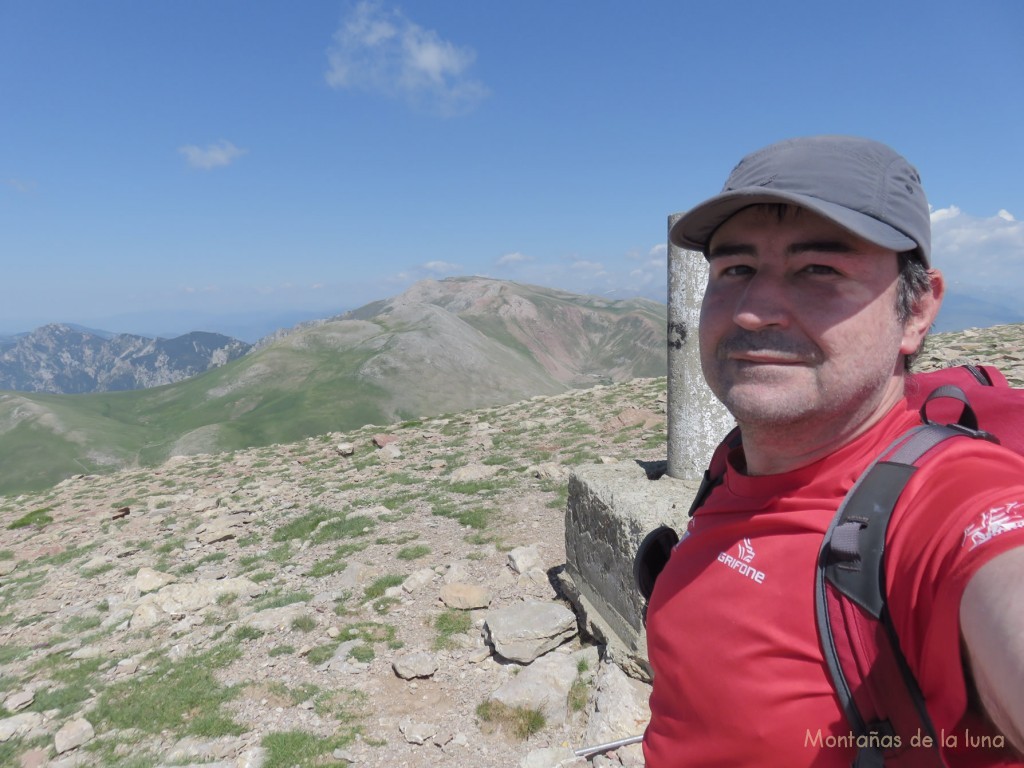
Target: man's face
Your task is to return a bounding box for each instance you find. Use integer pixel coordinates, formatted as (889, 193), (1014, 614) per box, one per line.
(699, 205), (921, 433)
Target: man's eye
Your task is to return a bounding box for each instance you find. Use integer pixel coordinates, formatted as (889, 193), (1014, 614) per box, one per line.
(802, 264), (839, 275)
(721, 264), (754, 277)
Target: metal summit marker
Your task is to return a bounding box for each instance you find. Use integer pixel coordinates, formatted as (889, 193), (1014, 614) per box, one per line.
(666, 212), (733, 480)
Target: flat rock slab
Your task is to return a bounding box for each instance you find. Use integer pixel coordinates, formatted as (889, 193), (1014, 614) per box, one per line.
(131, 577), (265, 629)
(484, 600), (577, 663)
(399, 717), (437, 745)
(3, 689), (34, 712)
(0, 712), (44, 742)
(55, 717), (94, 754)
(243, 605), (311, 632)
(440, 582), (491, 609)
(393, 651), (439, 680)
(134, 566), (176, 593)
(402, 568), (435, 593)
(507, 545), (543, 574)
(488, 651), (579, 725)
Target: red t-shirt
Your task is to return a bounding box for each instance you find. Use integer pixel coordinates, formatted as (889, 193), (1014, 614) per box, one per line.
(644, 401), (1024, 767)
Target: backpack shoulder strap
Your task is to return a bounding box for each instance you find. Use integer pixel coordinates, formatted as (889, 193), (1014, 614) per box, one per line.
(816, 385), (999, 767)
(687, 426), (741, 516)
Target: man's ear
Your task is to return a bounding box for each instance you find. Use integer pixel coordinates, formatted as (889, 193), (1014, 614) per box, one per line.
(901, 269), (945, 356)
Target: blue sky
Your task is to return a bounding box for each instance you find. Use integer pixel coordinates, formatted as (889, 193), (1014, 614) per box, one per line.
(1, 0), (1022, 341)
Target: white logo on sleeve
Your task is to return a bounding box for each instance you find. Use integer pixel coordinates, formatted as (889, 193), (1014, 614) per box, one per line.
(962, 502), (1024, 551)
(717, 538), (766, 584)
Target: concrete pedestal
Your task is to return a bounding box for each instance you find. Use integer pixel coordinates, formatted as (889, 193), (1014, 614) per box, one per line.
(559, 460), (700, 681)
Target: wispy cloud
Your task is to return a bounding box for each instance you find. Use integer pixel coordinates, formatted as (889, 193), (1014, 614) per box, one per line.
(4, 178), (38, 194)
(571, 259), (607, 277)
(178, 140), (248, 170)
(387, 260), (464, 287)
(486, 246), (668, 302)
(496, 251), (532, 266)
(325, 1), (488, 116)
(422, 260), (461, 274)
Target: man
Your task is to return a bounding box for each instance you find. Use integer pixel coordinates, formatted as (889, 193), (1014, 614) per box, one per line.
(643, 136), (1024, 766)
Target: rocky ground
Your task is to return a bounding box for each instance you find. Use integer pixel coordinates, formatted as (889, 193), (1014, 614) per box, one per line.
(1, 323), (1021, 768)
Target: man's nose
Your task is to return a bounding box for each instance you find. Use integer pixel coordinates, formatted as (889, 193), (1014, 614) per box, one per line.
(732, 273), (791, 331)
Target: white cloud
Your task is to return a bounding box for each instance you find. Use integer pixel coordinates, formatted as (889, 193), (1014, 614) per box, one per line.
(325, 1), (488, 116)
(623, 244), (666, 275)
(931, 207), (1024, 292)
(178, 140), (247, 170)
(496, 251), (532, 266)
(930, 205), (961, 223)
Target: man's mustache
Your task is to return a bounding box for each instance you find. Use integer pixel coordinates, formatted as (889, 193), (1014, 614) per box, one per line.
(714, 331), (822, 362)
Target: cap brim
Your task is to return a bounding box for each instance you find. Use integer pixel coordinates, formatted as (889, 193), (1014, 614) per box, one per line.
(669, 188), (920, 257)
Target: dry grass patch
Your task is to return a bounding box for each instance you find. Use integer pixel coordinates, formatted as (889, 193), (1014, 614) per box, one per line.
(476, 700), (546, 739)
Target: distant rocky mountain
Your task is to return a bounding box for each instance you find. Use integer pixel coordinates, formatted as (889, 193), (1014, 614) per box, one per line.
(0, 278), (667, 495)
(332, 276), (667, 409)
(0, 324), (252, 394)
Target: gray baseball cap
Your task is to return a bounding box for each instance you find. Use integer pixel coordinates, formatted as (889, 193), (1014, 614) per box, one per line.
(669, 135), (931, 266)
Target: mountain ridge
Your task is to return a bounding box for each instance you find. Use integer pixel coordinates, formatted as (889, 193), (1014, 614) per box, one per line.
(0, 325), (252, 394)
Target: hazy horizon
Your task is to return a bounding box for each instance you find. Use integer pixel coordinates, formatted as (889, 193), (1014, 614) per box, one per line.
(1, 278), (1022, 345)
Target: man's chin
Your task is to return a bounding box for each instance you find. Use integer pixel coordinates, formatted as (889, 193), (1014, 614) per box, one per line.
(716, 367), (813, 397)
(729, 360), (809, 378)
(718, 389), (817, 427)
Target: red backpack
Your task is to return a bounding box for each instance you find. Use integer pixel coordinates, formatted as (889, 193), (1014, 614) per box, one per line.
(635, 365), (1023, 767)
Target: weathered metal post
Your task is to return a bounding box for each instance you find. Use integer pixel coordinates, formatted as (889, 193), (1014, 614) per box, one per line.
(666, 213), (734, 480)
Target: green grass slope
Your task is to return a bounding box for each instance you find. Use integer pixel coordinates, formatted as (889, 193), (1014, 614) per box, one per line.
(0, 340), (392, 496)
(0, 279), (669, 496)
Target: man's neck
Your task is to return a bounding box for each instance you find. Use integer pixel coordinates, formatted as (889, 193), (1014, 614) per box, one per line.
(737, 382), (906, 476)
